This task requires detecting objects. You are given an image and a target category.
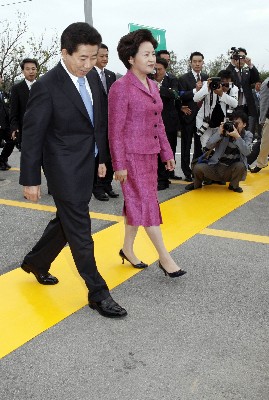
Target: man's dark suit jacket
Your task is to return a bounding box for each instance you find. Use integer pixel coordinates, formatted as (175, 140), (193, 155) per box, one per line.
(90, 67), (116, 123)
(178, 71), (208, 124)
(159, 74), (179, 133)
(19, 62), (108, 202)
(226, 63), (260, 118)
(9, 80), (30, 132)
(0, 92), (10, 131)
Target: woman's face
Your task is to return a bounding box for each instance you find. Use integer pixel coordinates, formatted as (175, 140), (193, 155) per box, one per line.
(129, 41), (156, 75)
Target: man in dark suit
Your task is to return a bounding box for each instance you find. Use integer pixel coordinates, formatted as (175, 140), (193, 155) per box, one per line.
(19, 23), (127, 318)
(226, 47), (260, 132)
(251, 81), (262, 138)
(0, 74), (15, 170)
(9, 58), (38, 150)
(153, 57), (180, 189)
(178, 52), (208, 181)
(90, 43), (119, 201)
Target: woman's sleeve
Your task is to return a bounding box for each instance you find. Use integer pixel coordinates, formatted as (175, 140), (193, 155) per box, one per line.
(108, 81), (129, 171)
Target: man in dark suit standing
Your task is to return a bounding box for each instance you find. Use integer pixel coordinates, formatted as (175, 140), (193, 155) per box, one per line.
(0, 73), (15, 170)
(226, 47), (260, 133)
(20, 23), (127, 318)
(90, 43), (119, 201)
(178, 52), (208, 181)
(9, 58), (38, 150)
(153, 57), (180, 189)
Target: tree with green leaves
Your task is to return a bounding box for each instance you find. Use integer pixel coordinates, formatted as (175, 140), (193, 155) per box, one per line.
(0, 12), (59, 91)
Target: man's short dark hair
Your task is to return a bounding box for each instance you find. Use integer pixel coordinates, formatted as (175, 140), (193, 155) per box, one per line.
(156, 50), (170, 57)
(232, 110), (248, 125)
(190, 51), (204, 61)
(218, 70), (233, 80)
(156, 57), (168, 69)
(238, 47), (247, 55)
(100, 43), (108, 51)
(61, 22), (102, 55)
(20, 58), (38, 70)
(117, 29), (158, 69)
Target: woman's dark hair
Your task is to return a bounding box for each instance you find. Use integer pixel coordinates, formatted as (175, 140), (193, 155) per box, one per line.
(156, 57), (168, 69)
(61, 22), (102, 55)
(117, 29), (158, 69)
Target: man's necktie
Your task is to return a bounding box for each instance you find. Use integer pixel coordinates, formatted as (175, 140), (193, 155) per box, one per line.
(196, 73), (201, 82)
(100, 70), (107, 94)
(77, 77), (98, 156)
(77, 77), (94, 126)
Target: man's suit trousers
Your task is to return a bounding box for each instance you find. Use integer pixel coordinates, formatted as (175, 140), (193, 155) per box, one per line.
(24, 198), (109, 302)
(181, 120), (203, 177)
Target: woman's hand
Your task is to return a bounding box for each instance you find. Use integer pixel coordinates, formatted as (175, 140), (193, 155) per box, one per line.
(165, 159), (176, 171)
(115, 169), (127, 183)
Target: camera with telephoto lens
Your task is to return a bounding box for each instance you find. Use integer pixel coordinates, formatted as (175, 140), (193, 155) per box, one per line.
(209, 77), (221, 90)
(230, 47), (246, 61)
(223, 121), (234, 135)
(197, 116), (210, 136)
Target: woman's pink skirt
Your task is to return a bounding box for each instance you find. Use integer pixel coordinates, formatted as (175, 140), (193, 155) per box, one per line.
(121, 153), (162, 227)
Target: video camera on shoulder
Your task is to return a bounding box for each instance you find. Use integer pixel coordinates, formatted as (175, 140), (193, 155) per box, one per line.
(229, 47), (246, 61)
(209, 77), (221, 91)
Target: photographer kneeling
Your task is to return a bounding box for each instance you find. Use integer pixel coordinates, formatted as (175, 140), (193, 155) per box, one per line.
(185, 110), (253, 193)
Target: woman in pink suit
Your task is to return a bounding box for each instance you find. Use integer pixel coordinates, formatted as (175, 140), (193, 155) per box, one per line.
(108, 29), (186, 277)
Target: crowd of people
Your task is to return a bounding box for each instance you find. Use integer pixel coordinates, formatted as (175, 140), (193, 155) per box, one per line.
(1, 23), (269, 319)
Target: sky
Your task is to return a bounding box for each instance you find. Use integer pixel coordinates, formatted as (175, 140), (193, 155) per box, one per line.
(1, 0), (269, 75)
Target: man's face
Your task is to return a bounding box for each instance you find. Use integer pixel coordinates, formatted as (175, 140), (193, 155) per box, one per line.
(190, 55), (204, 73)
(23, 63), (37, 82)
(221, 77), (232, 93)
(155, 63), (166, 81)
(233, 118), (246, 133)
(255, 82), (261, 92)
(233, 51), (246, 69)
(62, 44), (99, 77)
(159, 53), (170, 64)
(96, 47), (109, 69)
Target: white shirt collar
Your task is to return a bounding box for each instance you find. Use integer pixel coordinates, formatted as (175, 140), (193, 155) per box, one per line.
(25, 79), (36, 89)
(60, 59), (93, 100)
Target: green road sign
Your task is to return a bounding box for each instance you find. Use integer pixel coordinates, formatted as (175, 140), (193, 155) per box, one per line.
(128, 23), (166, 51)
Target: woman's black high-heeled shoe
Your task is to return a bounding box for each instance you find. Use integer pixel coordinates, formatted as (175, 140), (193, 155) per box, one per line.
(158, 262), (186, 277)
(119, 249), (148, 269)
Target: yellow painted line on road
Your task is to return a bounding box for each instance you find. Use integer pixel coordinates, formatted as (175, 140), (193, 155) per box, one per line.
(9, 167), (20, 171)
(1, 169), (269, 358)
(200, 228), (269, 244)
(0, 199), (123, 222)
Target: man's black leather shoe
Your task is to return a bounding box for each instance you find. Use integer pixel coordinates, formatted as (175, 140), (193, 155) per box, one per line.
(21, 262), (59, 285)
(228, 184), (243, 193)
(170, 175), (182, 180)
(250, 166), (262, 173)
(89, 295), (127, 318)
(106, 190), (119, 198)
(0, 161), (10, 171)
(94, 193), (109, 201)
(184, 175), (193, 182)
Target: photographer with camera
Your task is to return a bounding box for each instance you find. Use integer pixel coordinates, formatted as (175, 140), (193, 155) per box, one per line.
(194, 70), (238, 148)
(227, 47), (260, 131)
(185, 110), (253, 193)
